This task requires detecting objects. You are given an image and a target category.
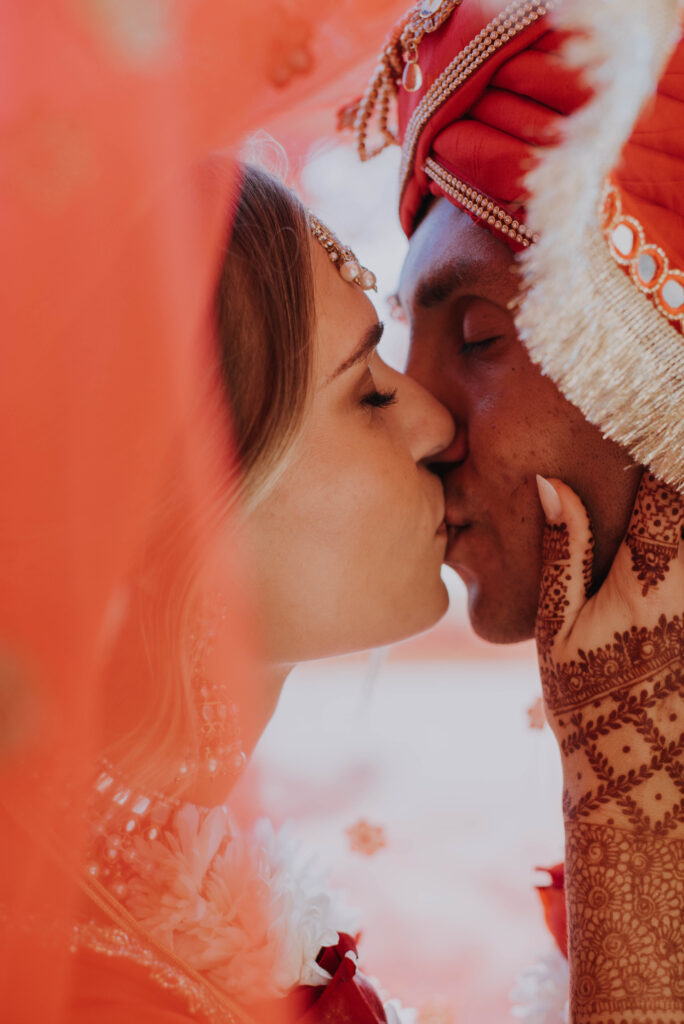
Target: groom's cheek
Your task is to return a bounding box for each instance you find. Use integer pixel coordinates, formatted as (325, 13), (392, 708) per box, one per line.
(451, 487), (547, 644)
(455, 399), (637, 644)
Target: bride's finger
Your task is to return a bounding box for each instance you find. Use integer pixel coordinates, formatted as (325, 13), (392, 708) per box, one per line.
(535, 476), (594, 653)
(622, 471), (683, 599)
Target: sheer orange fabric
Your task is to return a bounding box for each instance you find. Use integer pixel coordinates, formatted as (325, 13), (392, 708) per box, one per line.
(0, 2), (408, 1022)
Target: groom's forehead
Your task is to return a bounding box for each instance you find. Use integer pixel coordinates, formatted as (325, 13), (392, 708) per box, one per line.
(399, 200), (516, 314)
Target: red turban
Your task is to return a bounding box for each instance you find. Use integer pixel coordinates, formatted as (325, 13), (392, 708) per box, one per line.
(352, 0), (684, 488)
(352, 0), (590, 248)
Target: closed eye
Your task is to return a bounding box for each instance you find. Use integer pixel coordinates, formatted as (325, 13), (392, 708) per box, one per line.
(361, 388), (398, 410)
(461, 335), (502, 354)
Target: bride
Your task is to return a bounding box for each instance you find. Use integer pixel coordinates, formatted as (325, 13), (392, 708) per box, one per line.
(221, 165), (454, 671)
(58, 158), (684, 1024)
(69, 161), (454, 1024)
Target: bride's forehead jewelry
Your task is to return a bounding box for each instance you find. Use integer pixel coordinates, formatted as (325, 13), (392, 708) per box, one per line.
(309, 213), (377, 292)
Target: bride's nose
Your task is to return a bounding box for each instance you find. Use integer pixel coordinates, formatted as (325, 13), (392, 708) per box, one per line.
(397, 372), (459, 463)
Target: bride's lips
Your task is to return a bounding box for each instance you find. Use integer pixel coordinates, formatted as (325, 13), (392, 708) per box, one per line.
(428, 480), (446, 537)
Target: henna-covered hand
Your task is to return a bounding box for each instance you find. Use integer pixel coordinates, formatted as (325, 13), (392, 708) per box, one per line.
(535, 471), (684, 1024)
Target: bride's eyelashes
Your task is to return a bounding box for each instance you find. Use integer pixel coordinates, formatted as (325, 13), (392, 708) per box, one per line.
(358, 361), (398, 411)
(361, 386), (398, 410)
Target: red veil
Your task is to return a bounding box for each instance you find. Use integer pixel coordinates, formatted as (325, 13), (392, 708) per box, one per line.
(0, 2), (407, 1021)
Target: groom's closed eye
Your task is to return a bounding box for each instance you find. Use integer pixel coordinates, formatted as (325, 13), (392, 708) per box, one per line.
(460, 299), (509, 353)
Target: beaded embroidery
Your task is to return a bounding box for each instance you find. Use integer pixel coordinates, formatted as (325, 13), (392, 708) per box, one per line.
(194, 675), (246, 780)
(88, 760), (181, 900)
(353, 0), (464, 161)
(400, 0), (464, 92)
(424, 156), (537, 247)
(72, 921), (247, 1024)
(186, 601), (247, 784)
(398, 0), (555, 202)
(353, 0), (556, 216)
(309, 213), (377, 290)
(601, 179), (684, 330)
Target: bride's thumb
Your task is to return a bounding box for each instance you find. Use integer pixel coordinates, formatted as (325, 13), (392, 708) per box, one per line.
(535, 476), (594, 651)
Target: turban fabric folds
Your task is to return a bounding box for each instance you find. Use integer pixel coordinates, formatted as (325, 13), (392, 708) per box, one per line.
(395, 1), (590, 248)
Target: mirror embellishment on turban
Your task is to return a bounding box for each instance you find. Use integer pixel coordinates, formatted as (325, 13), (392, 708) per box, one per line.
(602, 182), (684, 330)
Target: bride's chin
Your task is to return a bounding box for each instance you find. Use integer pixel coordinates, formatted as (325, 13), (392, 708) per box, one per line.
(387, 578), (450, 645)
(424, 577), (450, 628)
(269, 573), (449, 664)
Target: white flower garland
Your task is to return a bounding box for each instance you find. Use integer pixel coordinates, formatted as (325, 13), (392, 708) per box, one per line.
(121, 804), (358, 1003)
(510, 950), (569, 1024)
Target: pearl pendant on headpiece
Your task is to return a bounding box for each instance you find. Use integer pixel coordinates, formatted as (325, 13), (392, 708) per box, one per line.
(309, 213), (377, 291)
(401, 0), (463, 93)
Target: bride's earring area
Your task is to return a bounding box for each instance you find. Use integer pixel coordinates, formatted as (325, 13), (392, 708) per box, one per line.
(194, 676), (246, 780)
(183, 596), (247, 785)
(87, 598), (247, 902)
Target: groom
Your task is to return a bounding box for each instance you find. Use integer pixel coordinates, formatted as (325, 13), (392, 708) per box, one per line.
(398, 200), (639, 644)
(351, 0), (684, 646)
(355, 1), (684, 1020)
(352, 0), (639, 645)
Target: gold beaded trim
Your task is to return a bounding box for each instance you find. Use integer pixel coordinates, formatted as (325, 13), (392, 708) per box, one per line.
(352, 15), (409, 161)
(73, 921), (246, 1024)
(352, 1), (463, 160)
(601, 179), (684, 328)
(402, 0), (464, 57)
(76, 875), (256, 1024)
(309, 213), (377, 290)
(424, 156), (537, 246)
(398, 0), (556, 203)
(6, 803), (253, 1024)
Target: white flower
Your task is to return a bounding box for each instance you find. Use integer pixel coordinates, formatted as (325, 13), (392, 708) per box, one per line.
(123, 806), (356, 1003)
(510, 950), (569, 1024)
(384, 998), (418, 1024)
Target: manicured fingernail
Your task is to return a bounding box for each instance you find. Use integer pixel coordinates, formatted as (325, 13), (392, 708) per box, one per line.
(536, 475), (562, 523)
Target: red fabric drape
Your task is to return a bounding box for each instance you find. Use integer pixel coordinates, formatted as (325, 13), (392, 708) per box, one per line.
(0, 2), (408, 1021)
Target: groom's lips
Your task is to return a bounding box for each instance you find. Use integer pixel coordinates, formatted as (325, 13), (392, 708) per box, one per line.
(445, 509), (470, 531)
(445, 512), (472, 560)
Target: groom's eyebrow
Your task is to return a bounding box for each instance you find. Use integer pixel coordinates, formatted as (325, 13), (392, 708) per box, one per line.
(328, 321), (385, 381)
(409, 262), (504, 312)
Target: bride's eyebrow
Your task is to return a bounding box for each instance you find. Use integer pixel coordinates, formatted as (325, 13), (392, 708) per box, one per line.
(327, 321), (385, 383)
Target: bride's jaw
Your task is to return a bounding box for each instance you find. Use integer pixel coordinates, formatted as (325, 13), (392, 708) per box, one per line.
(242, 242), (454, 667)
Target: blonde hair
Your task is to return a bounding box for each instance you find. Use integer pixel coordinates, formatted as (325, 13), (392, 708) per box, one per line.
(215, 163), (316, 509)
(101, 163), (317, 794)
